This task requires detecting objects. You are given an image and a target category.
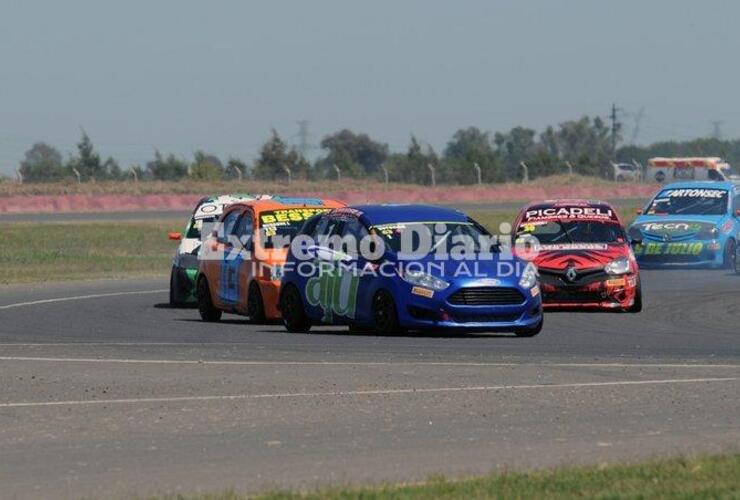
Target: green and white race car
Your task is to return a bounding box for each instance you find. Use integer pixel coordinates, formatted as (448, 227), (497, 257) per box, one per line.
(168, 194), (271, 305)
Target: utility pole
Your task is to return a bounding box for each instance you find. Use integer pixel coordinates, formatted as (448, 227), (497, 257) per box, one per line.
(427, 163), (436, 187)
(711, 120), (723, 140)
(609, 103), (621, 161)
(296, 120), (310, 158)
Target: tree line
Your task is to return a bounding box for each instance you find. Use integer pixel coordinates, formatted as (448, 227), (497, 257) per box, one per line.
(13, 116), (740, 184)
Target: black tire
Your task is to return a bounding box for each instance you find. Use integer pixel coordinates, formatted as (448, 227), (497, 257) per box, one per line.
(628, 280), (643, 313)
(169, 268), (177, 306)
(723, 239), (737, 270)
(279, 284), (311, 333)
(372, 290), (402, 335)
(514, 317), (543, 337)
(197, 276), (222, 322)
(247, 281), (266, 323)
(735, 244), (740, 275)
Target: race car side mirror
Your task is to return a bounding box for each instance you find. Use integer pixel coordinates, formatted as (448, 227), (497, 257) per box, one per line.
(627, 227), (643, 245)
(168, 231), (182, 241)
(735, 208), (740, 217)
(635, 208), (643, 215)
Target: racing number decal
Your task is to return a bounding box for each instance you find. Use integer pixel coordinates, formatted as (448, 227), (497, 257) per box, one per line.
(305, 268), (359, 322)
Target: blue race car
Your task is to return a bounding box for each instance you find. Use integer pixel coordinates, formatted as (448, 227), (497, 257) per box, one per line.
(630, 181), (740, 269)
(278, 204), (544, 336)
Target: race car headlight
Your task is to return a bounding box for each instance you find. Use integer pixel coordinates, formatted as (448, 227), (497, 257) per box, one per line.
(696, 226), (720, 240)
(518, 263), (538, 289)
(401, 269), (449, 291)
(604, 257), (630, 276)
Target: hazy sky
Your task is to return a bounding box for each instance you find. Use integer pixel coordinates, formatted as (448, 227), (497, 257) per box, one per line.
(1, 0), (739, 174)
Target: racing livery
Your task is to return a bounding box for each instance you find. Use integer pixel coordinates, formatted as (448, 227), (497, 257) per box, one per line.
(630, 182), (740, 269)
(196, 197), (345, 322)
(513, 200), (642, 312)
(168, 194), (270, 305)
(279, 205), (544, 336)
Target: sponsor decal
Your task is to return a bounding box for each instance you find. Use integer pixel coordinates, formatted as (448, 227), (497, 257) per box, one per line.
(530, 285), (540, 298)
(259, 208), (329, 225)
(539, 243), (608, 251)
(411, 286), (434, 298)
(663, 188), (726, 198)
(640, 222), (703, 233)
(606, 278), (626, 287)
(633, 242), (704, 256)
(305, 268), (359, 322)
(477, 278), (502, 286)
(524, 206), (615, 221)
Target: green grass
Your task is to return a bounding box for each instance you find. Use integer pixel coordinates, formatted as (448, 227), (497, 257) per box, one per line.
(150, 454), (740, 499)
(0, 204), (643, 285)
(0, 220), (182, 284)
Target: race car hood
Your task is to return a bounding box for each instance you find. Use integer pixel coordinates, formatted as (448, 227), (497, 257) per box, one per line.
(530, 243), (629, 271)
(631, 215), (724, 241)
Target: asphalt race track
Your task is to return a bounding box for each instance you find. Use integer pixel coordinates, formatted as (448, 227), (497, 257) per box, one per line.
(1, 270), (739, 498)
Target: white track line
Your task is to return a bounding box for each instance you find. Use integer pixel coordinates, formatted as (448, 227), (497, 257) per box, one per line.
(1, 377), (738, 409)
(0, 289), (167, 310)
(0, 356), (737, 369)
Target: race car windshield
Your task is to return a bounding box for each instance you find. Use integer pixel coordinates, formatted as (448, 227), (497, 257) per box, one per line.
(186, 216), (217, 240)
(372, 222), (491, 255)
(646, 188), (728, 216)
(516, 220), (626, 244)
(259, 208), (331, 248)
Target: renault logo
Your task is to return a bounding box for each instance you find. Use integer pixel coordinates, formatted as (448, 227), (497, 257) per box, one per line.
(565, 266), (578, 282)
(663, 233), (672, 242)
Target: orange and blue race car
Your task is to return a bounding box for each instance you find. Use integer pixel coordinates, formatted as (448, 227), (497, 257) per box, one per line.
(196, 196), (345, 322)
(513, 199), (642, 312)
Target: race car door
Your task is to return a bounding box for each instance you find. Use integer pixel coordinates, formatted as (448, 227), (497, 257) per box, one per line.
(218, 208), (245, 308)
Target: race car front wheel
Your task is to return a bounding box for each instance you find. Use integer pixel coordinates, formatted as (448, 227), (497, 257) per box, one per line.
(628, 280), (643, 313)
(197, 277), (222, 322)
(724, 239), (737, 270)
(372, 290), (402, 335)
(247, 281), (266, 323)
(279, 284), (311, 333)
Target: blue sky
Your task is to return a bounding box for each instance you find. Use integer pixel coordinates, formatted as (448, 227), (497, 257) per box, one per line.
(1, 0), (739, 174)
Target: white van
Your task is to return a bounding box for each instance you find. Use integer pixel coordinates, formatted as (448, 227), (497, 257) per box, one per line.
(647, 157), (739, 183)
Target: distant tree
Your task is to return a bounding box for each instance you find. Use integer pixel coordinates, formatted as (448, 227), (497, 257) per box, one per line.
(66, 131), (119, 181)
(385, 136), (438, 184)
(539, 116), (613, 177)
(441, 127), (503, 183)
(18, 142), (66, 182)
(190, 151), (224, 181)
(224, 157), (249, 180)
(253, 130), (310, 181)
(493, 127), (538, 180)
(314, 129), (388, 179)
(146, 151), (189, 181)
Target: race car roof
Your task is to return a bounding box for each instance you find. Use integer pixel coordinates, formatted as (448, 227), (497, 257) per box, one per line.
(229, 197), (345, 213)
(193, 194), (270, 219)
(351, 204), (469, 226)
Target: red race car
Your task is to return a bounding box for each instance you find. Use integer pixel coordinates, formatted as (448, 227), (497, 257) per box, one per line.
(513, 199), (642, 312)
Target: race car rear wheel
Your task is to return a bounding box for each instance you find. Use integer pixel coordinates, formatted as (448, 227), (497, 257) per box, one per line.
(279, 284), (311, 333)
(372, 290), (402, 335)
(723, 239), (737, 270)
(514, 317), (543, 337)
(247, 281), (266, 323)
(197, 276), (222, 322)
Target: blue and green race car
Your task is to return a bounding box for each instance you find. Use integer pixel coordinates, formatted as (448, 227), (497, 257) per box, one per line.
(630, 181), (740, 271)
(278, 204), (544, 336)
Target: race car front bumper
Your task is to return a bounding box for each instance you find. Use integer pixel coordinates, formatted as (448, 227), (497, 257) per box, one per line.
(539, 272), (638, 310)
(633, 239), (724, 268)
(395, 282), (543, 331)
